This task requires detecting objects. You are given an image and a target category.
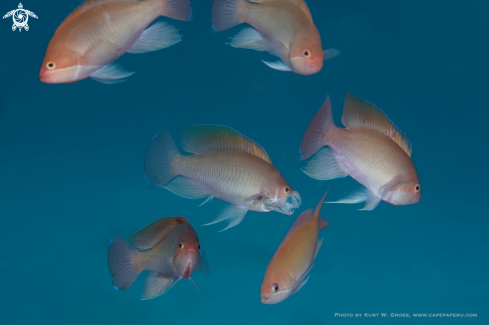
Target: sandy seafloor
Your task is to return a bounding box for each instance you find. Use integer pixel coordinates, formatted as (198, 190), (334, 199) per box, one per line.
(0, 0), (488, 324)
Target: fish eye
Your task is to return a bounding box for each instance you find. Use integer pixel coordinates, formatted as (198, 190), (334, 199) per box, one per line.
(415, 184), (420, 192)
(179, 243), (182, 248)
(272, 283), (279, 293)
(285, 187), (290, 193)
(46, 61), (56, 70)
(198, 244), (201, 250)
(303, 49), (311, 58)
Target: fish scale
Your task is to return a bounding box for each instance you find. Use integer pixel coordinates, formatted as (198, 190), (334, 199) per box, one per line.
(55, 1), (159, 63)
(331, 128), (413, 196)
(177, 150), (282, 207)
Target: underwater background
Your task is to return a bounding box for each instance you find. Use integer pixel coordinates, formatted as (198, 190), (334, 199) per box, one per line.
(0, 0), (488, 324)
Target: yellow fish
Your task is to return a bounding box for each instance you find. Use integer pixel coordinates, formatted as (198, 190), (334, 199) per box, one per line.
(261, 191), (329, 304)
(300, 93), (421, 210)
(144, 125), (301, 231)
(40, 0), (192, 84)
(211, 0), (339, 75)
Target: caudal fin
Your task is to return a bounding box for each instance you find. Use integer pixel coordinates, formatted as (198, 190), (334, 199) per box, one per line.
(158, 0), (192, 21)
(108, 236), (143, 290)
(144, 128), (181, 187)
(211, 0), (248, 31)
(300, 96), (337, 160)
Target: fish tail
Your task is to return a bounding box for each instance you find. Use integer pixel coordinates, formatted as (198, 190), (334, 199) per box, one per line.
(157, 0), (192, 21)
(211, 0), (248, 31)
(144, 128), (181, 187)
(108, 236), (143, 290)
(300, 95), (337, 160)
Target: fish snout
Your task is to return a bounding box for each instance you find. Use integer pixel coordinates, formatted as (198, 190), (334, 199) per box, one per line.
(284, 191), (301, 214)
(39, 70), (52, 84)
(290, 191), (301, 208)
(263, 191), (301, 215)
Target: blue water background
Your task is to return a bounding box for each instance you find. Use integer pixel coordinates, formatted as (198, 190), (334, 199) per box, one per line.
(0, 0), (488, 324)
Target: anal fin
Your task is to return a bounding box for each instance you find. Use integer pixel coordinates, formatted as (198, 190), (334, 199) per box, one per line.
(165, 176), (209, 199)
(302, 147), (349, 180)
(202, 205), (248, 231)
(127, 22), (181, 54)
(198, 196), (214, 207)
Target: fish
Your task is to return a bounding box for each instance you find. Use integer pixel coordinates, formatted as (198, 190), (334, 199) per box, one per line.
(144, 124), (301, 231)
(211, 0), (339, 75)
(40, 0), (192, 84)
(260, 191), (329, 304)
(107, 216), (209, 300)
(300, 93), (421, 210)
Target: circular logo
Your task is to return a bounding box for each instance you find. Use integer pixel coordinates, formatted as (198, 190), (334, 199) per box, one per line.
(14, 10), (28, 27)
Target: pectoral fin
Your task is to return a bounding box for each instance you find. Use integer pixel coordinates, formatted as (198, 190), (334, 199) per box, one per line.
(326, 187), (381, 211)
(141, 272), (174, 300)
(324, 48), (341, 61)
(262, 59), (292, 71)
(90, 62), (134, 84)
(198, 251), (210, 276)
(292, 264), (314, 295)
(202, 205), (248, 231)
(229, 27), (267, 51)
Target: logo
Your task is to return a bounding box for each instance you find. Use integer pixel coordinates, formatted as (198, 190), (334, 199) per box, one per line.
(3, 3), (37, 32)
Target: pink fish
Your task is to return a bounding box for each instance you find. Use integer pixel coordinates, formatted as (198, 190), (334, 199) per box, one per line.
(108, 217), (209, 299)
(300, 93), (421, 210)
(211, 0), (339, 75)
(40, 0), (192, 84)
(261, 191), (329, 304)
(144, 125), (301, 231)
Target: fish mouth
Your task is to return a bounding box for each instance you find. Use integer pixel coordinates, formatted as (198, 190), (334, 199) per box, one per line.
(260, 296), (270, 304)
(185, 249), (198, 256)
(264, 191), (301, 215)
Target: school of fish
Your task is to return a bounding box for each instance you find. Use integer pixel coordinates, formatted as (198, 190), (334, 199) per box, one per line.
(38, 0), (421, 305)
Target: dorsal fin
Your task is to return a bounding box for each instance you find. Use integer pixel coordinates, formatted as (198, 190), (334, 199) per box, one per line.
(279, 190), (329, 247)
(179, 125), (272, 163)
(56, 0), (142, 33)
(247, 0), (312, 20)
(313, 190), (329, 230)
(129, 216), (189, 250)
(342, 93), (412, 157)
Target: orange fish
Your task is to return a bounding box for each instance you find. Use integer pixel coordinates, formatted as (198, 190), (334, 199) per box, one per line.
(40, 0), (192, 84)
(211, 0), (339, 75)
(107, 217), (209, 300)
(144, 125), (301, 231)
(261, 191), (329, 304)
(300, 93), (421, 210)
